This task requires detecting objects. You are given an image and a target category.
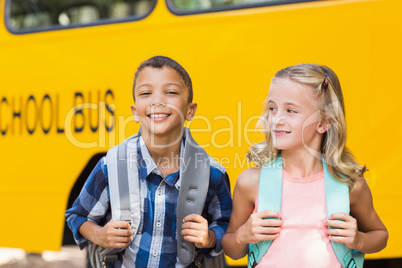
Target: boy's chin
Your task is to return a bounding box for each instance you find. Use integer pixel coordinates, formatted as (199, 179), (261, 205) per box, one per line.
(142, 125), (185, 138)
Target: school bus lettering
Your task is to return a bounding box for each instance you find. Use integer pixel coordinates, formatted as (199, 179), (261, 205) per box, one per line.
(41, 94), (52, 134)
(73, 92), (85, 133)
(105, 89), (115, 132)
(26, 95), (38, 135)
(56, 94), (65, 134)
(0, 97), (8, 135)
(0, 89), (115, 136)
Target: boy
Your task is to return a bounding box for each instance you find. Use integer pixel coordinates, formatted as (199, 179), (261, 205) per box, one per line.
(66, 56), (232, 267)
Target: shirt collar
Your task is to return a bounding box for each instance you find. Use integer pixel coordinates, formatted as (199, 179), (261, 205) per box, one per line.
(137, 131), (185, 187)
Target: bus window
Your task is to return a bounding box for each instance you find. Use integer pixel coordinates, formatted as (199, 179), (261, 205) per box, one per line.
(168, 0), (317, 14)
(6, 0), (155, 33)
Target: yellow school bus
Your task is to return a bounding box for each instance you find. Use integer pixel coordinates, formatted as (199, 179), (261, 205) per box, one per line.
(1, 0), (401, 266)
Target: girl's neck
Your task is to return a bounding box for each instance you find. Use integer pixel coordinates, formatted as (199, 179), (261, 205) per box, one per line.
(281, 150), (323, 178)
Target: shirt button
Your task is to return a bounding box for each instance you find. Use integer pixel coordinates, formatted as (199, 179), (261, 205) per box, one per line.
(158, 190), (162, 195)
(153, 251), (158, 257)
(156, 221), (161, 228)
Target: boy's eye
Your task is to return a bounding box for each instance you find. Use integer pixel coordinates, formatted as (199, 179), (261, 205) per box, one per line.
(268, 107), (277, 112)
(166, 91), (178, 95)
(139, 92), (151, 96)
(287, 109), (297, 113)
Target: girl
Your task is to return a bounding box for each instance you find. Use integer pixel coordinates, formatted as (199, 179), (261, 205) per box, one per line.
(222, 64), (388, 267)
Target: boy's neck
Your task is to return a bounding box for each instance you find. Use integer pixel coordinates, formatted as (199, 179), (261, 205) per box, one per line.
(281, 150), (323, 178)
(141, 130), (183, 177)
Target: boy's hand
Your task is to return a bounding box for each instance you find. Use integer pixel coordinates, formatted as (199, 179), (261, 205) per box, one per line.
(325, 213), (362, 250)
(236, 210), (281, 245)
(94, 220), (133, 248)
(181, 214), (215, 249)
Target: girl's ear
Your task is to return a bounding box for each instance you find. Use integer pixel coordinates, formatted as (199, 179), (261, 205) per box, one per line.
(131, 105), (140, 123)
(185, 103), (198, 121)
(317, 119), (331, 134)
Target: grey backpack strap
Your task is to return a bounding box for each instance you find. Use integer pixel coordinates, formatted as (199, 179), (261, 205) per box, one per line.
(107, 134), (140, 233)
(176, 127), (211, 266)
(117, 139), (131, 223)
(106, 145), (120, 221)
(107, 140), (131, 223)
(86, 146), (121, 268)
(97, 134), (140, 268)
(126, 136), (141, 237)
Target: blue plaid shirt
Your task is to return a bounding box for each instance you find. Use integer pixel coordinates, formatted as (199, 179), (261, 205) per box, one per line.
(66, 135), (232, 268)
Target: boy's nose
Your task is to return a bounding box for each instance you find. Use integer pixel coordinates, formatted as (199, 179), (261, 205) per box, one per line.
(150, 93), (166, 107)
(151, 103), (165, 107)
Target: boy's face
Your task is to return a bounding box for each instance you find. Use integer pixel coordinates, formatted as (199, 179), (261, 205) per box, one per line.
(131, 66), (197, 142)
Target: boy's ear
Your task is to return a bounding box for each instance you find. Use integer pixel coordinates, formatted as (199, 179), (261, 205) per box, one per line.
(185, 103), (197, 121)
(131, 105), (140, 123)
(317, 119), (331, 134)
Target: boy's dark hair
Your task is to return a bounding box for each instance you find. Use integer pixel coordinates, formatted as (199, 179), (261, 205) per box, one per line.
(132, 56), (193, 103)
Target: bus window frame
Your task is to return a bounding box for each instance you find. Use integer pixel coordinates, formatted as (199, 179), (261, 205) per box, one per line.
(166, 0), (321, 15)
(3, 0), (157, 35)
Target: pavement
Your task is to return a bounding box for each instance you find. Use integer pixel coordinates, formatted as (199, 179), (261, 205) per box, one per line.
(0, 246), (86, 268)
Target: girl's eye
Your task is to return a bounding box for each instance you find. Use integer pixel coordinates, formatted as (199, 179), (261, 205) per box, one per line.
(287, 109), (297, 113)
(167, 91), (178, 95)
(269, 107), (277, 112)
(139, 92), (150, 96)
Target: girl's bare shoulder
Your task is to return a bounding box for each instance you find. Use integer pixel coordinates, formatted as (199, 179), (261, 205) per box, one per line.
(237, 167), (261, 184)
(234, 167), (261, 201)
(350, 175), (371, 205)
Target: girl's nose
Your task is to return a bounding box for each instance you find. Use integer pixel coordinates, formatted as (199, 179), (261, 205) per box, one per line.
(274, 114), (286, 125)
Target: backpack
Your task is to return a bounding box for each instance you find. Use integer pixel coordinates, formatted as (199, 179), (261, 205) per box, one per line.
(248, 155), (365, 268)
(87, 127), (224, 268)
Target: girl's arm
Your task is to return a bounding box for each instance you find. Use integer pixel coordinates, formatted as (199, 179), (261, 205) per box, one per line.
(222, 168), (281, 259)
(325, 176), (388, 253)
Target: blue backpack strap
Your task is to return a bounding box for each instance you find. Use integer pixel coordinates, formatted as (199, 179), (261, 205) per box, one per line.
(323, 159), (365, 268)
(248, 157), (365, 268)
(248, 156), (282, 268)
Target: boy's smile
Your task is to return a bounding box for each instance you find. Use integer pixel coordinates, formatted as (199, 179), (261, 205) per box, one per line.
(131, 66), (197, 144)
(147, 105), (172, 121)
(149, 113), (169, 119)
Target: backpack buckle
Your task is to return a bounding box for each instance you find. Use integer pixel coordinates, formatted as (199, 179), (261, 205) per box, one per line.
(101, 254), (118, 268)
(119, 218), (132, 230)
(347, 258), (357, 268)
(249, 252), (257, 268)
(194, 260), (202, 268)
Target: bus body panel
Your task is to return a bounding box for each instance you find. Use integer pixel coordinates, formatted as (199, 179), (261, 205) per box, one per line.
(0, 0), (401, 264)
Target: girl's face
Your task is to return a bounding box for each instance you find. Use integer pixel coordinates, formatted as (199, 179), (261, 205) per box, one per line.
(267, 78), (326, 153)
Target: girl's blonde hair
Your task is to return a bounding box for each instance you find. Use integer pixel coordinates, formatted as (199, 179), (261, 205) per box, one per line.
(248, 64), (366, 188)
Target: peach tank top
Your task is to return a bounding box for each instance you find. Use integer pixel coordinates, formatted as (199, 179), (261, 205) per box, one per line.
(254, 169), (341, 268)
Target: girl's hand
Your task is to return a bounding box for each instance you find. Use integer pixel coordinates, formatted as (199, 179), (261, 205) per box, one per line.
(236, 210), (281, 245)
(181, 214), (216, 248)
(94, 220), (133, 248)
(325, 213), (362, 250)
